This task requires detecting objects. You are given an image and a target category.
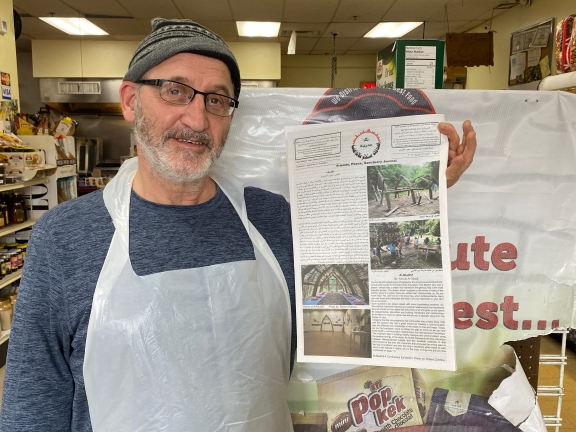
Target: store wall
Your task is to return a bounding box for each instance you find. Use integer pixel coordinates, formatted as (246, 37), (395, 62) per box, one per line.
(466, 0), (576, 90)
(279, 55), (375, 88)
(0, 0), (20, 104)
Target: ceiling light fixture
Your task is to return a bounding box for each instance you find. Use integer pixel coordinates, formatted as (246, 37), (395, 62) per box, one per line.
(364, 22), (423, 38)
(39, 17), (108, 36)
(236, 21), (281, 37)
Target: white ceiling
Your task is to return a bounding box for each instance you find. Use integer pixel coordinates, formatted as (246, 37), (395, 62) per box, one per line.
(13, 0), (518, 54)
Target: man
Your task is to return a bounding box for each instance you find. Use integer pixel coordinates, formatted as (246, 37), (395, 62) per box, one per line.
(387, 241), (398, 265)
(0, 18), (476, 432)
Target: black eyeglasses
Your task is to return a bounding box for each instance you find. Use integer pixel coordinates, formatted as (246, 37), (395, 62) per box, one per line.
(137, 79), (239, 117)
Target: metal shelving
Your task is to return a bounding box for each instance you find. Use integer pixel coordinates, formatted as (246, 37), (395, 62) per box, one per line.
(538, 329), (568, 431)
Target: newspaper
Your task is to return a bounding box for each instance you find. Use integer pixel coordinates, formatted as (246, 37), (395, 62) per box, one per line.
(286, 113), (456, 370)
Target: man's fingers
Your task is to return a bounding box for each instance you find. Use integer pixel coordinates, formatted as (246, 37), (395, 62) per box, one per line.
(438, 122), (460, 153)
(446, 156), (463, 188)
(445, 120), (477, 188)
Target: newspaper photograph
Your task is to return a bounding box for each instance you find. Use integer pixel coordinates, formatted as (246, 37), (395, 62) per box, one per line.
(286, 114), (456, 370)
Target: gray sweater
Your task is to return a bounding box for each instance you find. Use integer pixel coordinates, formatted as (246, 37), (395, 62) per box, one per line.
(0, 186), (295, 431)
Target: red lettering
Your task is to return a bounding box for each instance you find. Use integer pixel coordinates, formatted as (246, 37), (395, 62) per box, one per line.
(491, 243), (517, 271)
(374, 408), (390, 426)
(387, 404), (397, 418)
(500, 296), (519, 330)
(348, 394), (369, 426)
(451, 243), (470, 270)
(395, 396), (406, 412)
(370, 379), (382, 392)
(475, 302), (498, 330)
(368, 392), (381, 411)
(454, 302), (473, 329)
(380, 386), (392, 407)
(471, 236), (490, 270)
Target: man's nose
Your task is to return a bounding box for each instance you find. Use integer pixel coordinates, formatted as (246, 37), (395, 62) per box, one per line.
(180, 94), (209, 131)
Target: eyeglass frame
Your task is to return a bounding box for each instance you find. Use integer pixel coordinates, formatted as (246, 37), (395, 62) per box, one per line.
(136, 79), (239, 117)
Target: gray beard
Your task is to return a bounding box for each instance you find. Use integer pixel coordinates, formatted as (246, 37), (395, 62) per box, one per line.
(133, 98), (227, 185)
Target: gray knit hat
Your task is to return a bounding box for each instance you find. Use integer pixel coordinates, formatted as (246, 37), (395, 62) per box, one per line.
(124, 18), (241, 98)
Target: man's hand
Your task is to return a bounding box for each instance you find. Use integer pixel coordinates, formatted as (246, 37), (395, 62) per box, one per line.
(439, 120), (477, 188)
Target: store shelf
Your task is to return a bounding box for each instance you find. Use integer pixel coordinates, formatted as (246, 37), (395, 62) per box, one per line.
(0, 269), (23, 290)
(0, 329), (9, 345)
(0, 220), (35, 238)
(0, 177), (46, 193)
(55, 165), (77, 179)
(27, 164), (57, 172)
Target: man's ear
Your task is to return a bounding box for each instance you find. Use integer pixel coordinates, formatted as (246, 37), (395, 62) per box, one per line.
(120, 81), (138, 123)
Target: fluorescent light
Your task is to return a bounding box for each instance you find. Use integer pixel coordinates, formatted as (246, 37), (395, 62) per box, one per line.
(364, 22), (423, 38)
(236, 21), (280, 37)
(39, 17), (108, 36)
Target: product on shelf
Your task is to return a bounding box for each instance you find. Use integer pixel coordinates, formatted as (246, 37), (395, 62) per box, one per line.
(11, 193), (27, 224)
(0, 298), (12, 331)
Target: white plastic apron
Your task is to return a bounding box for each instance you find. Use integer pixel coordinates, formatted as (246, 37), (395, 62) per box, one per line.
(84, 158), (293, 432)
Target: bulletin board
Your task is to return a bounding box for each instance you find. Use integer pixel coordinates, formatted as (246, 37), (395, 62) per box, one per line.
(508, 18), (554, 86)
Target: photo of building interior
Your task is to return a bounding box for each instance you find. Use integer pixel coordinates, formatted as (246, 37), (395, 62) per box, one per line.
(302, 264), (369, 305)
(303, 309), (371, 358)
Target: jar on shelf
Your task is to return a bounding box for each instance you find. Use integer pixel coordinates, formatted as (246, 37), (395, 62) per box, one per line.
(19, 243), (27, 264)
(10, 201), (25, 224)
(13, 249), (22, 269)
(0, 196), (9, 228)
(3, 254), (11, 275)
(11, 193), (26, 224)
(7, 251), (17, 271)
(0, 298), (12, 331)
(0, 256), (6, 279)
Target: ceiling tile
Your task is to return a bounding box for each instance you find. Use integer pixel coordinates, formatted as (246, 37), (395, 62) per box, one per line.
(13, 0), (80, 17)
(404, 20), (467, 39)
(88, 18), (147, 35)
(312, 37), (358, 53)
(321, 22), (376, 38)
(427, 0), (506, 21)
(61, 0), (131, 17)
(349, 37), (396, 52)
(383, 0), (449, 22)
(284, 0), (341, 23)
(116, 0), (184, 20)
(172, 0), (233, 21)
(453, 19), (484, 33)
(332, 0), (396, 22)
(21, 16), (72, 35)
(230, 0), (284, 21)
(194, 21), (238, 38)
(13, 6), (29, 16)
(279, 23), (328, 38)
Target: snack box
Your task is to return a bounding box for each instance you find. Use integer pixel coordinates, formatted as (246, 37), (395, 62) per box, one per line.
(0, 151), (45, 174)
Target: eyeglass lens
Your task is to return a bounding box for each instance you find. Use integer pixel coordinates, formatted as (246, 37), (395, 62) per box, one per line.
(160, 81), (235, 116)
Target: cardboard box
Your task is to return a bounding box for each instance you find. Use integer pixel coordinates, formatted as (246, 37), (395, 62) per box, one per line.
(377, 40), (445, 90)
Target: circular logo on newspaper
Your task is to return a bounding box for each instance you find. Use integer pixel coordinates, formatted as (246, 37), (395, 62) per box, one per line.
(352, 129), (381, 160)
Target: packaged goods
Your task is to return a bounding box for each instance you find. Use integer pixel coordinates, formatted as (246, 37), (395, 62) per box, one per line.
(425, 388), (521, 431)
(556, 15), (576, 73)
(0, 298), (12, 331)
(314, 366), (429, 432)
